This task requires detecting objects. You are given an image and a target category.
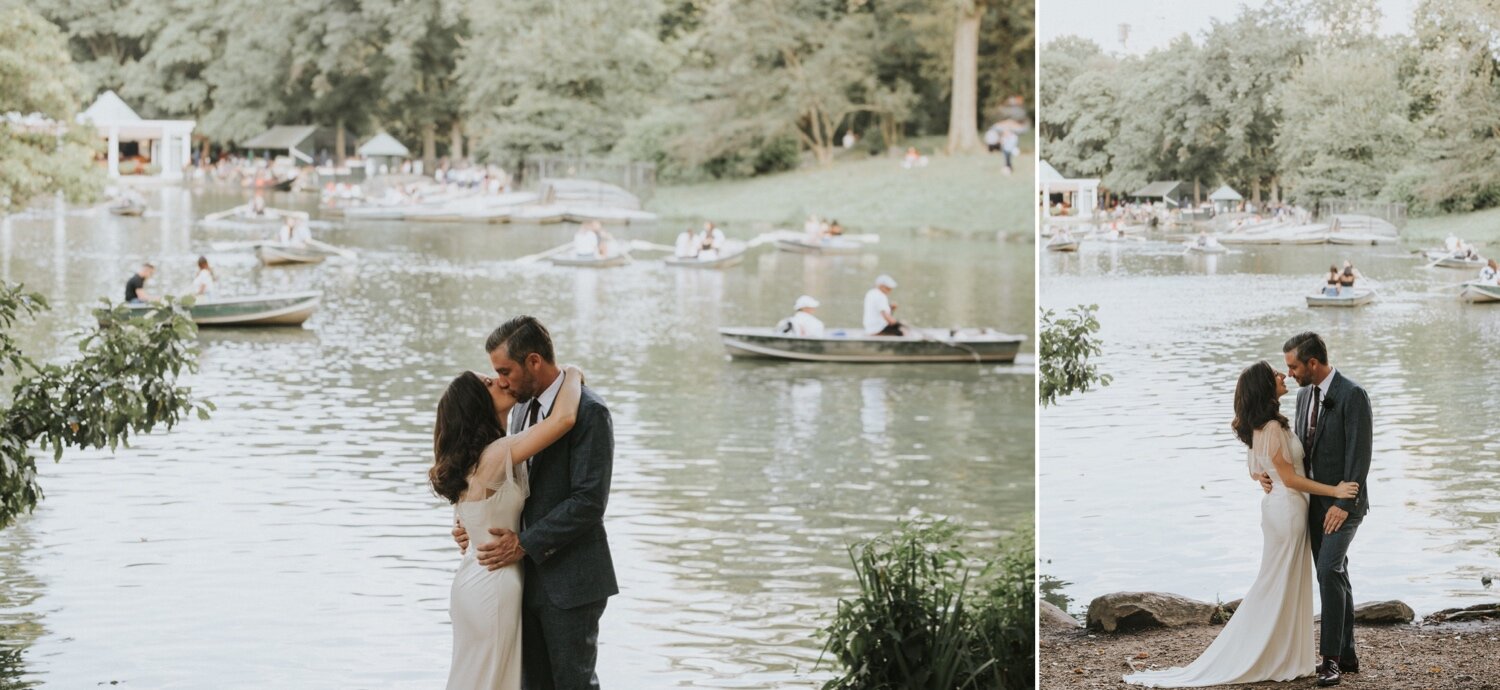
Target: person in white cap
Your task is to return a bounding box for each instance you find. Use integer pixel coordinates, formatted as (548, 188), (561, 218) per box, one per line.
(864, 275), (903, 336)
(782, 295), (825, 337)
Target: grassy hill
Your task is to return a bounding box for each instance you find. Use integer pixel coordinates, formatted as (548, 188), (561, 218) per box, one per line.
(1405, 206), (1500, 245)
(648, 141), (1033, 237)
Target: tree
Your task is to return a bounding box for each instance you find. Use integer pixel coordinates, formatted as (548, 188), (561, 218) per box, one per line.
(1398, 0), (1500, 212)
(1197, 12), (1309, 203)
(1038, 36), (1104, 142)
(944, 0), (986, 153)
(1274, 46), (1412, 204)
(672, 0), (913, 168)
(1039, 63), (1120, 182)
(1, 285), (211, 529)
(1039, 304), (1111, 407)
(459, 0), (671, 164)
(0, 3), (102, 210)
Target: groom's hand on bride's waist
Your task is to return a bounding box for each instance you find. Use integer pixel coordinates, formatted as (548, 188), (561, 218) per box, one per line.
(1252, 471), (1273, 494)
(478, 528), (526, 570)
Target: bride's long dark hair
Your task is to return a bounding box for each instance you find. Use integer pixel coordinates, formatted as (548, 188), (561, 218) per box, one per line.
(430, 371), (505, 503)
(1232, 360), (1289, 447)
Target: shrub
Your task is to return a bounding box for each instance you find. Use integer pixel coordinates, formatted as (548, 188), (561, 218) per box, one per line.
(819, 519), (1035, 690)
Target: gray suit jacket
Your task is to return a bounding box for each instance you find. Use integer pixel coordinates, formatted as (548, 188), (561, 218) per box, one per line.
(1293, 371), (1372, 517)
(511, 385), (619, 609)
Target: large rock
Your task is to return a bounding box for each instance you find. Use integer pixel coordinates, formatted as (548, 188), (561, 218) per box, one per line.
(1041, 600), (1083, 631)
(1424, 603), (1500, 624)
(1086, 592), (1218, 633)
(1354, 600), (1415, 624)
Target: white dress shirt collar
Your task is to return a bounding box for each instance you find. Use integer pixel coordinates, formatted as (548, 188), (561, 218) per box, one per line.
(534, 371), (565, 417)
(1314, 368), (1337, 398)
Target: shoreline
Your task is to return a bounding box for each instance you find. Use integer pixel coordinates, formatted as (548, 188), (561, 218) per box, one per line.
(1042, 621), (1500, 689)
(1042, 595), (1500, 689)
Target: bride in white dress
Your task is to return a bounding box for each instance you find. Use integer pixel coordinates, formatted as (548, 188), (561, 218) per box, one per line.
(1125, 361), (1359, 687)
(429, 366), (584, 690)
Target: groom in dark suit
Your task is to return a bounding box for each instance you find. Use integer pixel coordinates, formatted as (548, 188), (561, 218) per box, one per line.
(1282, 332), (1372, 687)
(454, 315), (618, 689)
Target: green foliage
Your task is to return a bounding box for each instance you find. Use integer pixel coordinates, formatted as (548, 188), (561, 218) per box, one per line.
(33, 0), (1031, 181)
(0, 283), (211, 529)
(1039, 304), (1110, 408)
(1274, 46), (1412, 204)
(1042, 0), (1500, 213)
(819, 519), (1034, 690)
(0, 3), (103, 210)
(458, 0), (671, 162)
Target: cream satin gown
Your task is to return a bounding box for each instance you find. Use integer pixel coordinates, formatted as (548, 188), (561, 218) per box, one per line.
(447, 447), (527, 690)
(1125, 422), (1316, 687)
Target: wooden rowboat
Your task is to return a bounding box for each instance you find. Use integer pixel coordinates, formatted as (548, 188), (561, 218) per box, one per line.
(129, 291), (321, 327)
(256, 244), (327, 266)
(665, 243), (748, 269)
(1425, 252), (1487, 270)
(718, 327), (1024, 364)
(109, 202), (145, 217)
(550, 251), (632, 268)
(773, 237), (865, 255)
(1045, 239), (1079, 252)
(1459, 282), (1500, 303)
(1306, 288), (1375, 308)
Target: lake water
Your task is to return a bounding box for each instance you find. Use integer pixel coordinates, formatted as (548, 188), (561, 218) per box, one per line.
(1039, 230), (1500, 618)
(0, 187), (1032, 688)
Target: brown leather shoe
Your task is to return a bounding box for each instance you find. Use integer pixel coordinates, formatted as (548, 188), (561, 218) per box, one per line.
(1316, 658), (1342, 687)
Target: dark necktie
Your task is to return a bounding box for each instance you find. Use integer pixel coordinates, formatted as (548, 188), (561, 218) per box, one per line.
(525, 398), (541, 471)
(1307, 387), (1320, 440)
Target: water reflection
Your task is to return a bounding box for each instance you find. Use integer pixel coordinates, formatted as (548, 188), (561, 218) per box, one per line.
(0, 188), (1031, 688)
(1040, 236), (1500, 616)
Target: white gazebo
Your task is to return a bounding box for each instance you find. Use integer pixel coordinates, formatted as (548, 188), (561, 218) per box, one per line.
(357, 132), (411, 174)
(1039, 160), (1100, 218)
(1208, 184), (1244, 213)
(77, 90), (196, 180)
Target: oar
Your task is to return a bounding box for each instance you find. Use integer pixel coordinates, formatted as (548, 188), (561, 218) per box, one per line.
(514, 242), (576, 264)
(202, 204), (248, 222)
(305, 238), (356, 261)
(209, 240), (265, 252)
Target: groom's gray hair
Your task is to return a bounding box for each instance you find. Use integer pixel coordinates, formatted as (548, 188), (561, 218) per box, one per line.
(1282, 331), (1328, 365)
(486, 315), (555, 363)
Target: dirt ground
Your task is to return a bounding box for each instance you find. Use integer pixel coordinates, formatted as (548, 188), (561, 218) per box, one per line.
(1041, 620), (1500, 689)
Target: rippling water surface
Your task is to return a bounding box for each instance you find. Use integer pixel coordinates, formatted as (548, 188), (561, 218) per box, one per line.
(0, 188), (1031, 688)
(1040, 231), (1500, 616)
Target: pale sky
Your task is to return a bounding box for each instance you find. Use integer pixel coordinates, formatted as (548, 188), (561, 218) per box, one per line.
(1039, 0), (1418, 54)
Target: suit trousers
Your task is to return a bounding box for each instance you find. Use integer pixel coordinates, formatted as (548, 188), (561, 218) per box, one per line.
(1308, 500), (1362, 662)
(521, 558), (608, 690)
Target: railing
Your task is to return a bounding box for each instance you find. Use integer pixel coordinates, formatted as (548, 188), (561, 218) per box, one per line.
(1316, 199), (1407, 228)
(518, 155), (657, 200)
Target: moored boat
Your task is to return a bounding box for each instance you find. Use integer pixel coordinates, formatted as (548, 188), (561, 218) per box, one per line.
(774, 237), (865, 255)
(665, 242), (748, 269)
(1425, 251), (1487, 269)
(550, 251), (632, 268)
(717, 327), (1024, 363)
(1306, 288), (1375, 308)
(1459, 282), (1500, 303)
(129, 291), (322, 327)
(1045, 238), (1079, 252)
(109, 202), (145, 217)
(256, 244), (327, 266)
